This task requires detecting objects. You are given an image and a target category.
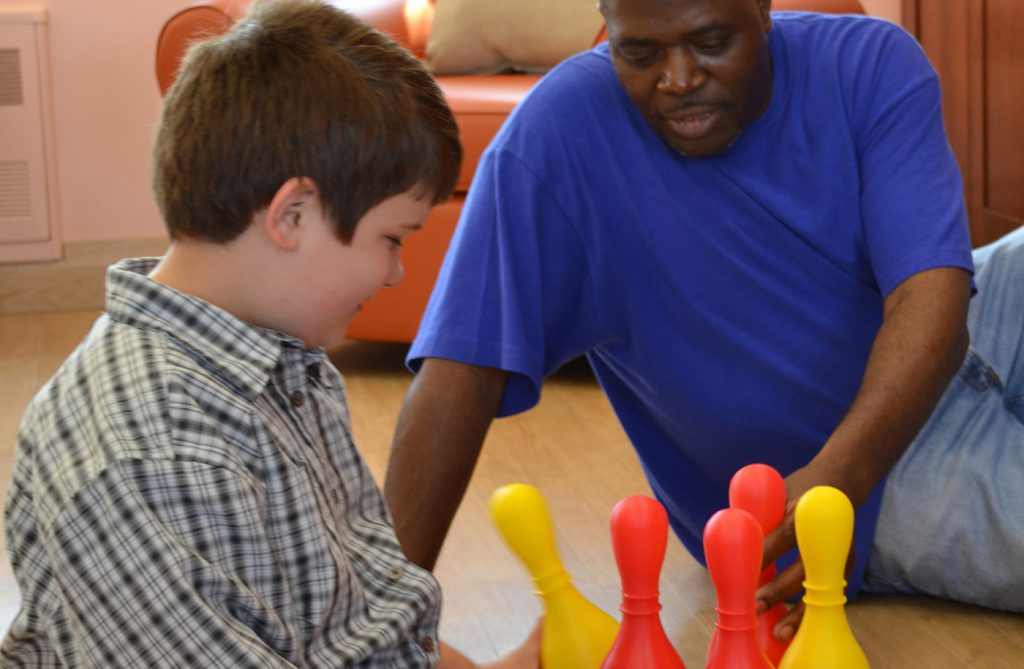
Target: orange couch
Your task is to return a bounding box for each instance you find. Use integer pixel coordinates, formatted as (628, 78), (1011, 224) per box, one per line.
(155, 0), (864, 342)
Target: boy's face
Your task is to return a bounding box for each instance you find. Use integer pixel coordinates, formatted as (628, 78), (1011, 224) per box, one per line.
(298, 190), (431, 348)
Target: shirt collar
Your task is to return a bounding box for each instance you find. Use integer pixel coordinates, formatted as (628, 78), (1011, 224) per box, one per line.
(104, 257), (325, 400)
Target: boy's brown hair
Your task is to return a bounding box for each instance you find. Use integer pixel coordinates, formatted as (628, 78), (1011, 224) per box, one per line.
(153, 0), (461, 243)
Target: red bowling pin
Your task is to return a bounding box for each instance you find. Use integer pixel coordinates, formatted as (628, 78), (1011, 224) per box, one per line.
(728, 464), (790, 664)
(703, 508), (774, 669)
(601, 495), (686, 669)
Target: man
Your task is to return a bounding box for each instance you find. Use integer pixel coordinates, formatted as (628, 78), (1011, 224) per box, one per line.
(384, 0), (1024, 639)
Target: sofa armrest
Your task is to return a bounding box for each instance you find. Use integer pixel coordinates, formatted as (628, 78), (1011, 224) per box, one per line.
(156, 0), (416, 95)
(156, 0), (246, 95)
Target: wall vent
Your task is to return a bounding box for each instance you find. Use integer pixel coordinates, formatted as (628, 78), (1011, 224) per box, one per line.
(0, 6), (61, 263)
(0, 160), (31, 218)
(0, 48), (23, 105)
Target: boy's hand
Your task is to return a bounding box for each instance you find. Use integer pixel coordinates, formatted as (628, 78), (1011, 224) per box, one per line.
(481, 619), (542, 669)
(754, 460), (859, 642)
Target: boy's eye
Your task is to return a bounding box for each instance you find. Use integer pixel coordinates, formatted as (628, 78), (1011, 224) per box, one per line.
(387, 236), (404, 248)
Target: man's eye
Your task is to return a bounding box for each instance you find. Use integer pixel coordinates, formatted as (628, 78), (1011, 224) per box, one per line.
(387, 236), (403, 248)
(696, 36), (732, 55)
(619, 47), (657, 66)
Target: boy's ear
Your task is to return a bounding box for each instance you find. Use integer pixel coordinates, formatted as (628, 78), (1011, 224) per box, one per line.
(264, 177), (319, 251)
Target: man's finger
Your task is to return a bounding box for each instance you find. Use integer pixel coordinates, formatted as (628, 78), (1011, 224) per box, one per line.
(755, 556), (804, 612)
(772, 600), (806, 642)
(761, 516), (798, 567)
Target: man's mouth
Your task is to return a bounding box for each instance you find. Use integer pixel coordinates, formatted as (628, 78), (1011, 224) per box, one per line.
(665, 106), (722, 140)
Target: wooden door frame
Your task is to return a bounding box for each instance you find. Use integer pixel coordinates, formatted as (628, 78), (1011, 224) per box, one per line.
(900, 0), (918, 32)
(901, 0), (1022, 245)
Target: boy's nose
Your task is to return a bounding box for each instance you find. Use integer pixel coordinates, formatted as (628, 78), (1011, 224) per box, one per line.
(384, 259), (405, 288)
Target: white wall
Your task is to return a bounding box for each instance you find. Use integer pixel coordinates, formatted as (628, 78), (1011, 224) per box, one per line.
(1, 0), (905, 246)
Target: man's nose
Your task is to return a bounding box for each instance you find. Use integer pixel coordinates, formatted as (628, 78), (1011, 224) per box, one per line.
(658, 46), (707, 94)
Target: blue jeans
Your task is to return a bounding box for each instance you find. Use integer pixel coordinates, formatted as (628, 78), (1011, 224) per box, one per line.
(863, 227), (1024, 611)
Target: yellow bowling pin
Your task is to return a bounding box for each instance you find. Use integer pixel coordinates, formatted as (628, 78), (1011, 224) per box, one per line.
(490, 483), (620, 669)
(778, 486), (870, 669)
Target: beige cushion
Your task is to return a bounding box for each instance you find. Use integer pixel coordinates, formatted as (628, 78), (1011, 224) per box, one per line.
(426, 0), (604, 75)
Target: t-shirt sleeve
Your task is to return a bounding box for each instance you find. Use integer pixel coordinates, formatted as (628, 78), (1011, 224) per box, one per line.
(848, 22), (974, 296)
(409, 143), (601, 417)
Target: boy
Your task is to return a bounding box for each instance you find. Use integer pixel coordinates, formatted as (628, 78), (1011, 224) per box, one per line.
(2, 1), (538, 666)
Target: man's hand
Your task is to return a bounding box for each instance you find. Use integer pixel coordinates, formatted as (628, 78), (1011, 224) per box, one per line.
(755, 460), (859, 641)
(754, 267), (970, 641)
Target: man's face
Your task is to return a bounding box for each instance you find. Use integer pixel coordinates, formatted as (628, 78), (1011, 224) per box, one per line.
(602, 0), (773, 158)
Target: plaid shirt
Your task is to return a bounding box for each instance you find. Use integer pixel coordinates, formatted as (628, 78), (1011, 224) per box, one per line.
(3, 258), (441, 668)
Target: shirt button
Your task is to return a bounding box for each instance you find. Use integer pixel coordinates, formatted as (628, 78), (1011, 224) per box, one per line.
(386, 564), (404, 581)
(289, 390), (305, 407)
(419, 636), (435, 653)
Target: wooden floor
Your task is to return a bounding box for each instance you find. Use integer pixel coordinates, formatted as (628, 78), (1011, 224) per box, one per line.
(1, 310), (1022, 666)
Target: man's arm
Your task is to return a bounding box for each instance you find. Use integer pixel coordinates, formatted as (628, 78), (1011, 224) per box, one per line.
(757, 266), (972, 637)
(384, 358), (509, 570)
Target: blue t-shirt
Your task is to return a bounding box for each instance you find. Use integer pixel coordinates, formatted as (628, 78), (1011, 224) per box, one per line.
(410, 13), (973, 595)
